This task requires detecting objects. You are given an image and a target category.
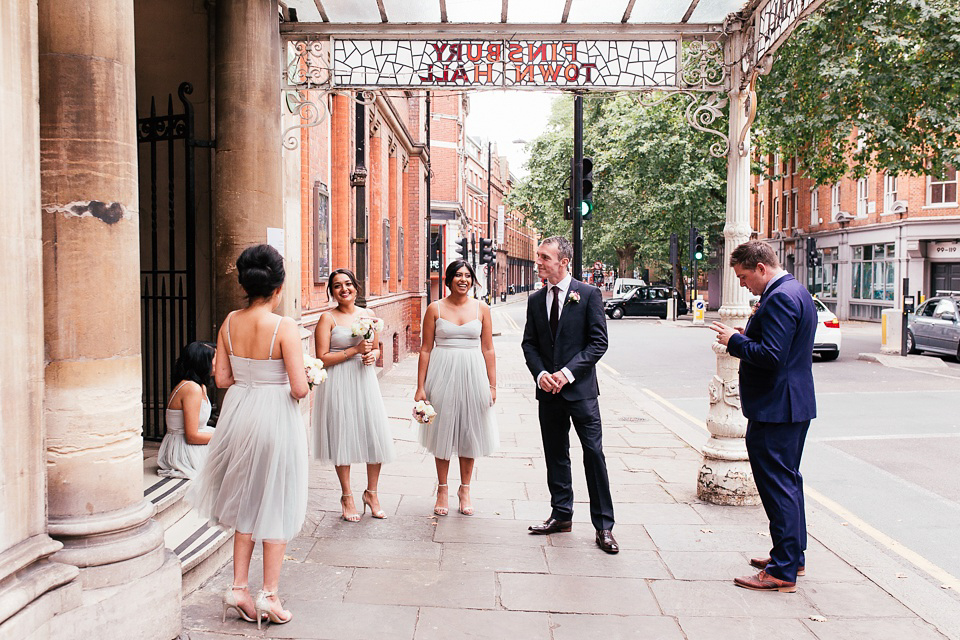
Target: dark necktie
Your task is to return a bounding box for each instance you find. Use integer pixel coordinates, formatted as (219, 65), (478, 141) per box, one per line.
(549, 285), (560, 339)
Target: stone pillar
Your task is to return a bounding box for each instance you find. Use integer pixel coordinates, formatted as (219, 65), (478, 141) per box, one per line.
(38, 0), (181, 636)
(214, 0), (283, 319)
(0, 1), (81, 636)
(697, 31), (760, 505)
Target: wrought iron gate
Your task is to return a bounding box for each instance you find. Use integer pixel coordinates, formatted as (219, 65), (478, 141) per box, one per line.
(137, 82), (207, 441)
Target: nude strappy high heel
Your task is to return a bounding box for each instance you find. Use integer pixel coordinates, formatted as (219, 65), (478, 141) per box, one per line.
(362, 489), (387, 519)
(458, 484), (474, 516)
(222, 585), (256, 622)
(434, 483), (449, 516)
(254, 590), (291, 629)
(340, 493), (361, 522)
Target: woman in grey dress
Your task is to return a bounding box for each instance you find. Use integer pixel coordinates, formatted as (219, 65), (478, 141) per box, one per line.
(313, 268), (395, 521)
(189, 244), (309, 628)
(157, 341), (216, 479)
(415, 260), (499, 517)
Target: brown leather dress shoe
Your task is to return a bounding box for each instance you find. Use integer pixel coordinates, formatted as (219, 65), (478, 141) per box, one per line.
(596, 529), (619, 554)
(734, 570), (797, 593)
(750, 557), (805, 576)
(528, 518), (572, 535)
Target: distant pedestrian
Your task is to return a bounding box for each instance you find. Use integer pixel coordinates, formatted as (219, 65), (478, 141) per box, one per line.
(415, 260), (499, 517)
(521, 236), (618, 554)
(312, 268), (395, 521)
(709, 240), (817, 593)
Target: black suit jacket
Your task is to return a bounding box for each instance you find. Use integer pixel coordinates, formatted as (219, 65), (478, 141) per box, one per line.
(521, 279), (608, 402)
(727, 273), (817, 423)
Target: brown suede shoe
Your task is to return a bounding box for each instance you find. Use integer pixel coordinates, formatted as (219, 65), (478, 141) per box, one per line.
(734, 570), (797, 593)
(750, 557), (805, 576)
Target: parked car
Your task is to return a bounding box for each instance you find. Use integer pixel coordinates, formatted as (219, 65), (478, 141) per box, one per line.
(747, 295), (841, 361)
(906, 293), (960, 360)
(611, 277), (647, 299)
(812, 297), (841, 361)
(605, 286), (687, 320)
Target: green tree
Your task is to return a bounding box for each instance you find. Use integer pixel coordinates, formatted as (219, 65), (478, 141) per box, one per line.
(756, 0), (960, 185)
(507, 93), (726, 283)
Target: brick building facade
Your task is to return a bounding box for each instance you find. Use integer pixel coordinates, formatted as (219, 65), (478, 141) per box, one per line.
(754, 155), (960, 321)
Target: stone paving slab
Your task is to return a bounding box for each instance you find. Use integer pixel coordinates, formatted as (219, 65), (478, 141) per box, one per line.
(182, 337), (952, 640)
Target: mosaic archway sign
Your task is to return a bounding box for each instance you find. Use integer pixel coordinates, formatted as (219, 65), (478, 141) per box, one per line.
(333, 39), (679, 89)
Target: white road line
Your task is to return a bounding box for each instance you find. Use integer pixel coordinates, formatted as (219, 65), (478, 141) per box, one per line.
(599, 361), (620, 376)
(886, 365), (960, 381)
(813, 432), (960, 442)
(639, 385), (960, 593)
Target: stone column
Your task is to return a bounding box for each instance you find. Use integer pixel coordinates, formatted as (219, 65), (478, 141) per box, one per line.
(213, 0), (284, 319)
(38, 0), (181, 636)
(0, 1), (81, 636)
(697, 31), (760, 505)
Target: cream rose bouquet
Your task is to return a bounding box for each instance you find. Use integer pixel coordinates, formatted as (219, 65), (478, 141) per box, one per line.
(412, 400), (437, 424)
(351, 316), (384, 340)
(303, 355), (327, 390)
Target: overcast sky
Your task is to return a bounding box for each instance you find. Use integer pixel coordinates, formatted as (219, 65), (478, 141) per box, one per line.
(463, 90), (559, 178)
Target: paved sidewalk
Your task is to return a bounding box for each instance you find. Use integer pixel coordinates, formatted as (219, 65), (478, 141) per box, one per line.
(181, 311), (958, 640)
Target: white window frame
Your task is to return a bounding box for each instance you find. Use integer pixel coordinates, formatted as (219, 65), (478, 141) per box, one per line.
(758, 200), (765, 235)
(883, 174), (898, 213)
(927, 168), (958, 206)
(773, 197), (780, 231)
(783, 191), (790, 230)
(773, 152), (781, 178)
(856, 178), (869, 217)
(791, 190), (799, 229)
(831, 184), (841, 218)
(810, 189), (819, 226)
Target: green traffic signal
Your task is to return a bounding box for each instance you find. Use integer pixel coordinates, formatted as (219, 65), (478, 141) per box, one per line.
(580, 199), (592, 218)
(694, 234), (704, 260)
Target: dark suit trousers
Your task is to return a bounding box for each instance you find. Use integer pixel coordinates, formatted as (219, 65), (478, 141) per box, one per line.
(746, 419), (810, 583)
(539, 396), (615, 531)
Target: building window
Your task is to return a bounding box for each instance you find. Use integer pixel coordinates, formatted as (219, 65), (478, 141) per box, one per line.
(883, 174), (898, 212)
(810, 189), (819, 226)
(851, 243), (896, 301)
(398, 226), (404, 281)
(773, 197), (780, 231)
(773, 152), (781, 178)
(928, 167), (958, 205)
(313, 182), (330, 284)
(831, 183), (841, 217)
(791, 190), (798, 228)
(758, 200), (765, 235)
(808, 246), (838, 298)
(382, 218), (390, 282)
(783, 192), (790, 229)
(856, 178), (869, 217)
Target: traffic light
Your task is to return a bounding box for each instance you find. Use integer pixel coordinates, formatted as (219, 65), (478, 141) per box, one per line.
(563, 197), (573, 221)
(807, 237), (821, 267)
(479, 238), (494, 265)
(581, 156), (594, 220)
(455, 237), (468, 261)
(694, 233), (704, 261)
(688, 226), (698, 260)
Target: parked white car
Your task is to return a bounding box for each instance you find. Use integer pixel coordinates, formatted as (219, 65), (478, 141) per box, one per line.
(812, 297), (841, 361)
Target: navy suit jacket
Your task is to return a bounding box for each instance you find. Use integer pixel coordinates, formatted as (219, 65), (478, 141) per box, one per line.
(727, 273), (817, 423)
(521, 279), (608, 402)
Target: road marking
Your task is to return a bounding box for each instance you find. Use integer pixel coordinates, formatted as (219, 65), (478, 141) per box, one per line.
(641, 388), (708, 432)
(813, 432), (960, 442)
(599, 361), (620, 376)
(639, 385), (960, 593)
(804, 486), (960, 592)
(886, 365), (960, 381)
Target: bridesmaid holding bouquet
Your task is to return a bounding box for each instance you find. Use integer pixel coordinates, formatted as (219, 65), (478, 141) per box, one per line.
(313, 268), (395, 521)
(415, 260), (499, 517)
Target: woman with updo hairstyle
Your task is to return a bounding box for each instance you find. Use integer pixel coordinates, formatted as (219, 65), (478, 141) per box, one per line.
(189, 243), (309, 629)
(312, 268), (395, 521)
(156, 341), (217, 479)
(415, 259), (499, 517)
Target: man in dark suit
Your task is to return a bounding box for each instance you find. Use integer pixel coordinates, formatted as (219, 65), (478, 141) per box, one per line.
(709, 241), (817, 593)
(521, 236), (617, 554)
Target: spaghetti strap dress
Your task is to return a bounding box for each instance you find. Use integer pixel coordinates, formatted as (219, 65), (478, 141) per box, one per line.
(156, 381), (215, 479)
(312, 312), (395, 465)
(419, 300), (499, 460)
(189, 313), (308, 542)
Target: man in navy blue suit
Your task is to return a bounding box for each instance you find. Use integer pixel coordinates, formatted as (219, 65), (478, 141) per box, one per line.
(709, 241), (817, 593)
(521, 236), (617, 554)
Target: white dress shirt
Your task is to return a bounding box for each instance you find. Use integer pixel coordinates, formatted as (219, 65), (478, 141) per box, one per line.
(763, 269), (789, 296)
(537, 274), (575, 387)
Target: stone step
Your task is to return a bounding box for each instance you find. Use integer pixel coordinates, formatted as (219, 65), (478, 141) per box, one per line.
(142, 448), (232, 595)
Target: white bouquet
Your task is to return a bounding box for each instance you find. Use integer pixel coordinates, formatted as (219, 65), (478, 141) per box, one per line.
(304, 354), (327, 390)
(412, 400), (437, 424)
(351, 316), (384, 340)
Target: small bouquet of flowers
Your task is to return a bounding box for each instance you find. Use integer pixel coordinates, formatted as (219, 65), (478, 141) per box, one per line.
(303, 354), (327, 390)
(351, 316), (384, 341)
(412, 400), (437, 425)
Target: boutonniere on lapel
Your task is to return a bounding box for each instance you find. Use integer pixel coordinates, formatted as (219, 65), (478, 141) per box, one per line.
(566, 291), (581, 306)
(749, 299), (760, 317)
